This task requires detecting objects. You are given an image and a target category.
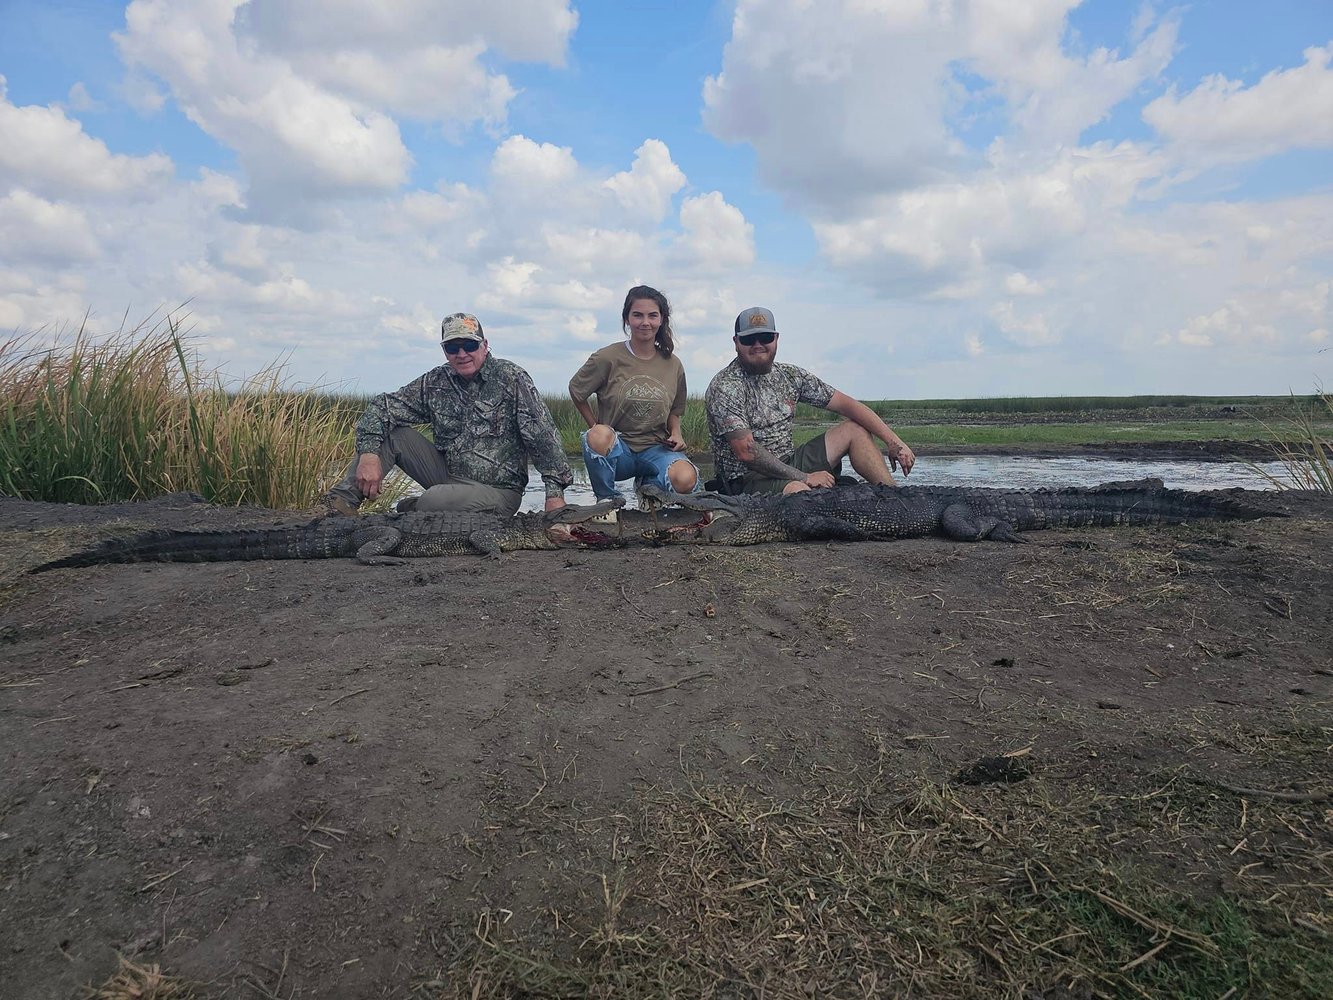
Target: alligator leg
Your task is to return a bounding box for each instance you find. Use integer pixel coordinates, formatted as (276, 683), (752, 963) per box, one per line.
(354, 528), (409, 564)
(940, 504), (1026, 543)
(467, 529), (505, 560)
(782, 513), (871, 542)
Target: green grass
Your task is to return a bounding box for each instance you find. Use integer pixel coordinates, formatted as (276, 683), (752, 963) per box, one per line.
(0, 314), (357, 508)
(1250, 391), (1333, 492)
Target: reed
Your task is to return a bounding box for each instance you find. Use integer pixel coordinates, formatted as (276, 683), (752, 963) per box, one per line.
(540, 394), (712, 454)
(1252, 390), (1332, 492)
(0, 313), (353, 507)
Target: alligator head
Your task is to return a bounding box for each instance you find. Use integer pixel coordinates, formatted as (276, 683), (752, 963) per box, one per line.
(538, 498), (625, 548)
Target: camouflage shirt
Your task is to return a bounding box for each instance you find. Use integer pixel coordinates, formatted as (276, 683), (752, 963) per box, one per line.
(704, 359), (836, 484)
(354, 356), (574, 498)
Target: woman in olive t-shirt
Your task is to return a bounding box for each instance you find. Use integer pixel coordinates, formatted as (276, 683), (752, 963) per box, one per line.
(568, 285), (700, 501)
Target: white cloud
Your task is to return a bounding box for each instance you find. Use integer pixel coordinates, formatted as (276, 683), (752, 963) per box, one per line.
(1144, 44), (1333, 164)
(700, 0), (1331, 394)
(673, 192), (755, 271)
(0, 190), (100, 264)
(113, 0), (578, 216)
(0, 268), (90, 332)
(0, 76), (173, 199)
(115, 0), (410, 211)
(703, 0), (1177, 215)
(65, 82), (101, 112)
(237, 0), (576, 67)
(990, 299), (1057, 347)
(965, 0), (1178, 146)
(1005, 272), (1044, 296)
(604, 140), (686, 223)
(490, 135), (580, 195)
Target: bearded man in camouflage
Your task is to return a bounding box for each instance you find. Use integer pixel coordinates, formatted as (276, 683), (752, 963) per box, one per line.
(323, 313), (573, 517)
(704, 306), (916, 496)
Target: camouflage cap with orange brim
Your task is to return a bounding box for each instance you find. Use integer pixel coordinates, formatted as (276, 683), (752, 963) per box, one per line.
(441, 313), (485, 343)
(733, 306), (777, 336)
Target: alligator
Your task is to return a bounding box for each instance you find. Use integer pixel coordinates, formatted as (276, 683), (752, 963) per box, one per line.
(31, 500), (625, 571)
(645, 480), (1284, 546)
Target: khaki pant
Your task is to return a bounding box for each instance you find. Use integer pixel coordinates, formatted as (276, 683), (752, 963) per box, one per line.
(328, 427), (524, 516)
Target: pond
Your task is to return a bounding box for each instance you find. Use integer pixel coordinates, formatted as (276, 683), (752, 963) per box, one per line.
(513, 455), (1293, 511)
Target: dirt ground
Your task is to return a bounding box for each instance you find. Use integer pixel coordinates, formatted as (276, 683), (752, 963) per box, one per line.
(1, 483), (1330, 999)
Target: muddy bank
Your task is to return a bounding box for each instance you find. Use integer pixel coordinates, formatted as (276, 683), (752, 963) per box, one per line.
(1, 489), (1330, 998)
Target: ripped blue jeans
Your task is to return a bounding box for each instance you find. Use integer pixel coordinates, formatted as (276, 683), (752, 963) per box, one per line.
(581, 431), (699, 500)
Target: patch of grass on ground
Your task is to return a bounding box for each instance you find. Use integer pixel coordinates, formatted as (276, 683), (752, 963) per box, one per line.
(435, 758), (1330, 998)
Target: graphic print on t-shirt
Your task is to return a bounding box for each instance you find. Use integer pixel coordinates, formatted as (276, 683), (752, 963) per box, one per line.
(621, 373), (670, 423)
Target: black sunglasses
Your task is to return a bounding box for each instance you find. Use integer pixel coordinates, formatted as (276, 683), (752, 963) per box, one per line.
(737, 332), (777, 346)
(443, 340), (482, 355)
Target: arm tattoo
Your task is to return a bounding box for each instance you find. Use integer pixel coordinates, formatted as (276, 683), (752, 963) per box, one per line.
(745, 440), (808, 483)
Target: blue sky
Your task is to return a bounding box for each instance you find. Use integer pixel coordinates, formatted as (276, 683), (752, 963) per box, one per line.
(1, 0), (1330, 399)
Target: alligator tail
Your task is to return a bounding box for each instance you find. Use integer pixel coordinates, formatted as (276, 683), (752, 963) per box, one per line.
(31, 526), (349, 572)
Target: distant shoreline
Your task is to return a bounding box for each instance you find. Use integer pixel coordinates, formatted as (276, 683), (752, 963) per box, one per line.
(906, 439), (1286, 462)
(680, 439), (1288, 473)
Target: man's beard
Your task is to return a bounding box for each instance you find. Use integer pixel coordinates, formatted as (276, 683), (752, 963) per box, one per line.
(737, 353), (775, 375)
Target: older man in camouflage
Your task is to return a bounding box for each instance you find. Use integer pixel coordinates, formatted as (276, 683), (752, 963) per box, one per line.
(322, 313), (573, 517)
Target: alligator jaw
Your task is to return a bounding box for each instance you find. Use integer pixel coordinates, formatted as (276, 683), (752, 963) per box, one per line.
(542, 498), (625, 525)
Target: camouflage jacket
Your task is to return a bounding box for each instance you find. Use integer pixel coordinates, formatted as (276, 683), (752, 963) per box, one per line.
(354, 357), (574, 498)
(704, 359), (836, 484)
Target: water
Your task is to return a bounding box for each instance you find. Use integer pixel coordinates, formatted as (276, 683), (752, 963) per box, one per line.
(515, 455), (1290, 511)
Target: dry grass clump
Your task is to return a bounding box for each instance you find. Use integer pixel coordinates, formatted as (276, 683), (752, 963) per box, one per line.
(435, 745), (1331, 999)
(0, 312), (356, 508)
(83, 955), (206, 1000)
(1253, 390), (1333, 492)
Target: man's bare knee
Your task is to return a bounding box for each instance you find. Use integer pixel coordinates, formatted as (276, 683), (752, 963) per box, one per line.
(586, 424), (616, 455)
(667, 460), (697, 493)
(782, 480), (811, 495)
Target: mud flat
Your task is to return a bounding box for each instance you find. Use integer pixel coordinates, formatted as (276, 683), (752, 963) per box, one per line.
(1, 488), (1330, 998)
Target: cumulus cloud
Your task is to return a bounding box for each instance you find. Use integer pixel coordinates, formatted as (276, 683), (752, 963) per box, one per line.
(0, 75), (173, 199)
(0, 190), (100, 264)
(673, 192), (755, 271)
(1143, 44), (1333, 163)
(0, 268), (90, 332)
(490, 135), (580, 196)
(604, 140), (686, 223)
(113, 0), (578, 216)
(702, 0), (1331, 389)
(703, 0), (1177, 216)
(964, 0), (1178, 146)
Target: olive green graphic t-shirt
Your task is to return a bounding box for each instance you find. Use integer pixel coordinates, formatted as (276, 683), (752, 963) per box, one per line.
(568, 343), (688, 451)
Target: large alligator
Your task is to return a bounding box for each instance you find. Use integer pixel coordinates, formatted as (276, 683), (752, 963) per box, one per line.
(31, 500), (624, 571)
(647, 481), (1285, 546)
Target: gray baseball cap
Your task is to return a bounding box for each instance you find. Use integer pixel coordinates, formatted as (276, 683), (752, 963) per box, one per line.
(734, 306), (777, 336)
(441, 313), (485, 343)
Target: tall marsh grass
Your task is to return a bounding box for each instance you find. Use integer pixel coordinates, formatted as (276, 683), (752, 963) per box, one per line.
(0, 314), (355, 507)
(541, 394), (712, 454)
(1253, 391), (1333, 492)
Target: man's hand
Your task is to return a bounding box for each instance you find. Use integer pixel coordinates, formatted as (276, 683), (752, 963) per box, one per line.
(892, 444), (916, 475)
(544, 495), (568, 513)
(355, 454), (384, 499)
(804, 470), (836, 489)
(665, 431), (686, 452)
